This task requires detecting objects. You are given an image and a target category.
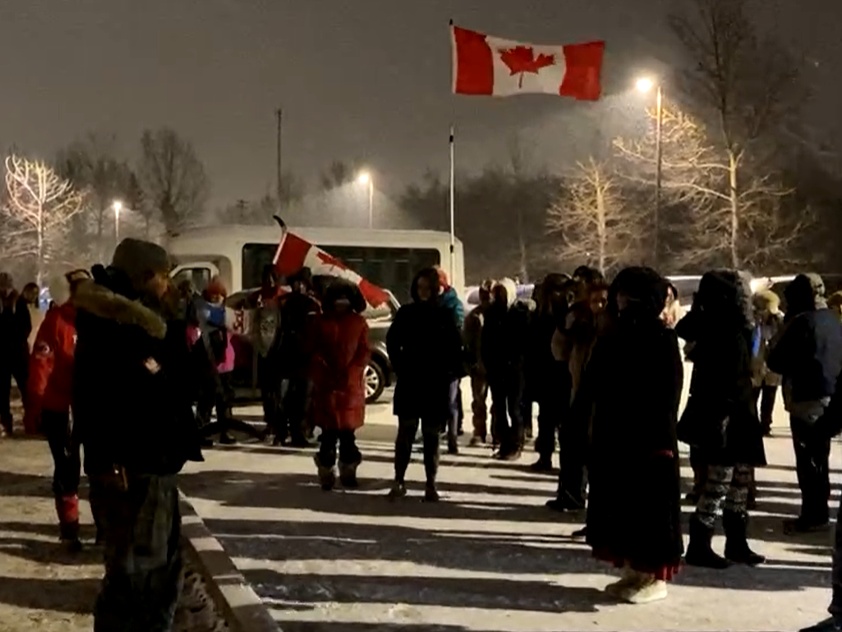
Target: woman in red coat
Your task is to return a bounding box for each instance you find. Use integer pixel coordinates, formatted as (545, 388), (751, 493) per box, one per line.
(310, 282), (370, 490)
(25, 269), (91, 552)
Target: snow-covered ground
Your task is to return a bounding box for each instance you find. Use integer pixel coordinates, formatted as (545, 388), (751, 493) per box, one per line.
(178, 388), (837, 632)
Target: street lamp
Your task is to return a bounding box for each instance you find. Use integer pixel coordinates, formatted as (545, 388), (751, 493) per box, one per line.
(357, 171), (374, 229)
(636, 76), (664, 268)
(112, 200), (123, 243)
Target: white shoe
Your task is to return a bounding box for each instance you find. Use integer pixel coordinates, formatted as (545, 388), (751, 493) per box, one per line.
(621, 576), (668, 604)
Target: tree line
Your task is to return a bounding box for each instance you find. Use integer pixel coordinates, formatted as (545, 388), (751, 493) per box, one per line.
(0, 0), (839, 289)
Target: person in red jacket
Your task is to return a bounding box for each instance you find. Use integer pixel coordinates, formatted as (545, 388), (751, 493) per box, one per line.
(25, 269), (91, 552)
(310, 281), (370, 490)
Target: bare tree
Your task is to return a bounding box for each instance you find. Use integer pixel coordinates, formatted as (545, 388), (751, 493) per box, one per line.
(2, 155), (86, 286)
(137, 128), (209, 236)
(664, 0), (807, 270)
(547, 158), (646, 275)
(616, 98), (803, 271)
(319, 160), (360, 192)
(56, 133), (140, 261)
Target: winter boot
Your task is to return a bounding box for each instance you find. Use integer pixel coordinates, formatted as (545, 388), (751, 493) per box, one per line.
(685, 515), (730, 569)
(387, 481), (407, 500)
(338, 460), (360, 489)
(424, 481), (440, 503)
(56, 495), (82, 553)
(530, 456), (553, 472)
(723, 510), (765, 566)
(313, 454), (336, 491)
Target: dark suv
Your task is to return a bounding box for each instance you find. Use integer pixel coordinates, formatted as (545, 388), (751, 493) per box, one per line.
(225, 289), (396, 404)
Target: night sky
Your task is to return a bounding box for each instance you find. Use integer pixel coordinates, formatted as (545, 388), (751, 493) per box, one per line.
(0, 0), (838, 209)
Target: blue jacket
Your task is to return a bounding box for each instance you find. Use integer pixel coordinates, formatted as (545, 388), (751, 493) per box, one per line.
(440, 287), (465, 330)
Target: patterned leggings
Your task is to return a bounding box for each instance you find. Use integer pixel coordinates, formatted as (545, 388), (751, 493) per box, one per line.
(696, 463), (752, 529)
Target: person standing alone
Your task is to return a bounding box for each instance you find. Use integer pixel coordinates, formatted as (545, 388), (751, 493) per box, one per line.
(0, 272), (31, 436)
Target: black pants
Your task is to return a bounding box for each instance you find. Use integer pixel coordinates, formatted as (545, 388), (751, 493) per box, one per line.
(395, 417), (441, 484)
(42, 409), (82, 539)
(753, 384), (778, 432)
(489, 372), (525, 454)
(535, 391), (564, 460)
(196, 372), (234, 435)
(258, 354), (282, 435)
(556, 411), (588, 504)
(281, 377), (310, 442)
(93, 473), (182, 632)
(791, 414), (831, 525)
(318, 430), (361, 468)
(830, 493), (842, 621)
(0, 357), (27, 431)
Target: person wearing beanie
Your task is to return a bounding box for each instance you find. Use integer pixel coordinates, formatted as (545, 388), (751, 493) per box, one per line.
(0, 271), (31, 436)
(192, 276), (239, 445)
(751, 290), (784, 436)
(25, 269), (91, 552)
(768, 273), (842, 534)
(72, 238), (202, 630)
(277, 268), (321, 447)
(481, 277), (531, 461)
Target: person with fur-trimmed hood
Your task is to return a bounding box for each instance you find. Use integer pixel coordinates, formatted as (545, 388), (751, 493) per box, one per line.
(24, 269), (91, 552)
(387, 268), (463, 501)
(0, 272), (32, 436)
(676, 269), (766, 570)
(585, 267), (684, 604)
(73, 238), (202, 631)
(768, 273), (842, 534)
(481, 277), (531, 461)
(311, 282), (370, 490)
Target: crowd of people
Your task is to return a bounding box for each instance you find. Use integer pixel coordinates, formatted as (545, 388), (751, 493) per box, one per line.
(3, 237), (842, 629)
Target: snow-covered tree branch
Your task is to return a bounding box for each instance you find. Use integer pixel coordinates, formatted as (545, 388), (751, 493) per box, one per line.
(2, 155), (86, 285)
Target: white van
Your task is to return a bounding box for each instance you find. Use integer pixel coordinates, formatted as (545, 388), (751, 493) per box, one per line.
(166, 224), (466, 403)
(167, 224), (466, 306)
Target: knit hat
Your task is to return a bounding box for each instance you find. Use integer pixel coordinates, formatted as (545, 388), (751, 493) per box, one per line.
(753, 289), (781, 313)
(204, 276), (227, 299)
(111, 238), (170, 290)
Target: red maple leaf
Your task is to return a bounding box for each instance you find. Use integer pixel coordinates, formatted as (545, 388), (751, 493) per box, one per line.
(499, 46), (555, 88)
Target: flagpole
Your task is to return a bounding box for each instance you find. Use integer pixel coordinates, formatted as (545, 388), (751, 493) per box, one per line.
(449, 124), (456, 285)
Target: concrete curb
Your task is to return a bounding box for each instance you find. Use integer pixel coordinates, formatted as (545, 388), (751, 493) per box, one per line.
(179, 493), (280, 632)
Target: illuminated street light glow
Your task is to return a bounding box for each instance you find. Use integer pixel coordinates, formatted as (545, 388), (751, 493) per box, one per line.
(635, 77), (655, 93)
(357, 171), (371, 185)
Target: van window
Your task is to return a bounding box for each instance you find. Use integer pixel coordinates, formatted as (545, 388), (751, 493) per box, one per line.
(242, 243), (440, 304)
(172, 267), (213, 294)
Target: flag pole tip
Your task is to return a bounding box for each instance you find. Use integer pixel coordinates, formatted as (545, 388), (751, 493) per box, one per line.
(449, 19), (454, 26)
(273, 215), (286, 230)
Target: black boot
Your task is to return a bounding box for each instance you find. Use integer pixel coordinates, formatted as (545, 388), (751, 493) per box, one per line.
(313, 454), (336, 491)
(723, 510), (765, 566)
(685, 515), (730, 569)
(339, 460), (360, 489)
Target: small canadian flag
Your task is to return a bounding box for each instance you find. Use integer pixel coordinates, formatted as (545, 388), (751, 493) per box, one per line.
(451, 24), (605, 101)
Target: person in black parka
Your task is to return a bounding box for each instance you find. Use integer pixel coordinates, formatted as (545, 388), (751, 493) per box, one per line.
(73, 238), (203, 631)
(676, 269), (766, 570)
(386, 268), (463, 502)
(767, 273), (842, 534)
(584, 267), (684, 604)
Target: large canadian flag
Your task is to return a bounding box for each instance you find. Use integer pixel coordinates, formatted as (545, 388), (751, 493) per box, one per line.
(451, 25), (605, 101)
(272, 220), (391, 308)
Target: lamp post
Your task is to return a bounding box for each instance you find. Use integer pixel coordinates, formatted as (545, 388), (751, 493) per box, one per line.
(112, 199), (123, 244)
(636, 77), (664, 268)
(357, 171), (374, 229)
